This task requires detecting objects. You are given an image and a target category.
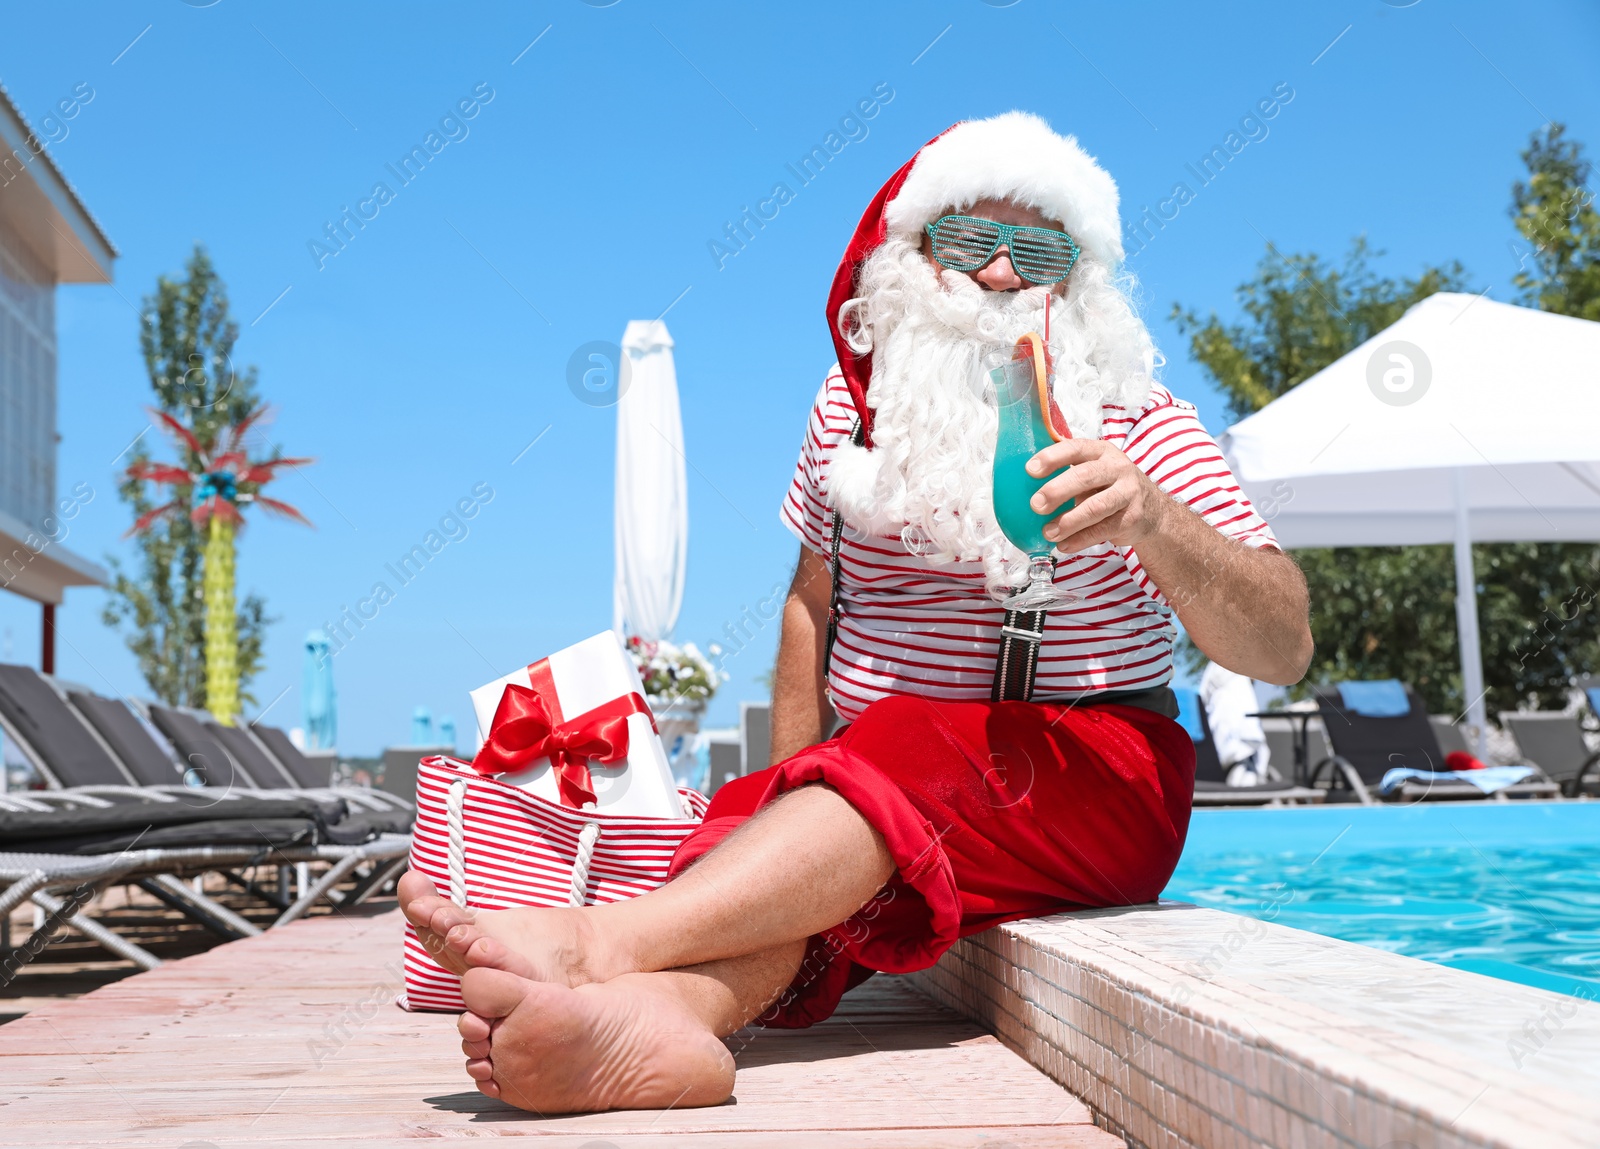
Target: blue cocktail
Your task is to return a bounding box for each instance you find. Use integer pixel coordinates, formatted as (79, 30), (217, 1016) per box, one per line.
(986, 333), (1071, 609)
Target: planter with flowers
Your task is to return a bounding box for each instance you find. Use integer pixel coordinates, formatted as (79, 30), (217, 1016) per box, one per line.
(624, 636), (726, 789)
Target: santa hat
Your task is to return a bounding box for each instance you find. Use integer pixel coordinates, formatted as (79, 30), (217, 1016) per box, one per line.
(825, 111), (1123, 449)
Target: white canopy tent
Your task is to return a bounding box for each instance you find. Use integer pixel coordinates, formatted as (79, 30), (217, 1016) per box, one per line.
(613, 319), (688, 642)
(1219, 292), (1600, 747)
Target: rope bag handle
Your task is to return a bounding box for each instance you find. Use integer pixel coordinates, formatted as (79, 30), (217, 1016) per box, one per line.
(446, 776), (603, 910)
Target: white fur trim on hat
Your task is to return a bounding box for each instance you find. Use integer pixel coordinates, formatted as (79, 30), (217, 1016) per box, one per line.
(883, 111), (1123, 265)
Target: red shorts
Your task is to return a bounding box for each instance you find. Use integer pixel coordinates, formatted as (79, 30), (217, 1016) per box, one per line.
(666, 694), (1195, 1028)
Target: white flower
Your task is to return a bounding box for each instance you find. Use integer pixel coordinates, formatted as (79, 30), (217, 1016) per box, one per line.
(627, 635), (722, 704)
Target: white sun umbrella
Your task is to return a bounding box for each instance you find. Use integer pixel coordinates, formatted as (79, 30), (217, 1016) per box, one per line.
(1218, 292), (1600, 751)
(613, 319), (688, 643)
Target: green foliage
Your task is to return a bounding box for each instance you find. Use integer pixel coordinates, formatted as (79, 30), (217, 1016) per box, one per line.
(139, 245), (263, 446)
(1286, 547), (1460, 702)
(1476, 543), (1599, 710)
(1171, 125), (1600, 715)
(1510, 122), (1600, 321)
(1287, 544), (1599, 715)
(102, 245), (273, 708)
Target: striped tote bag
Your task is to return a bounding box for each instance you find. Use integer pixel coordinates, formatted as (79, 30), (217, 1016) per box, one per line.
(400, 754), (709, 1012)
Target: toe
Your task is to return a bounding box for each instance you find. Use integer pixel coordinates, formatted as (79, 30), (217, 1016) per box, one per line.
(463, 933), (519, 971)
(397, 870), (435, 904)
(462, 1037), (492, 1059)
(477, 1078), (502, 1099)
(400, 885), (476, 939)
(431, 902), (477, 938)
(461, 966), (536, 1021)
(465, 1054), (495, 1079)
(458, 1011), (492, 1042)
(444, 921), (482, 954)
(398, 873), (443, 927)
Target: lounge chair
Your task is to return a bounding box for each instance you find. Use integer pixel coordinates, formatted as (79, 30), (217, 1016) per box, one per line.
(1175, 687), (1323, 807)
(252, 722), (333, 788)
(1427, 715), (1475, 758)
(143, 703), (410, 823)
(142, 702), (259, 791)
(0, 666), (408, 960)
(138, 704), (412, 911)
(1, 842), (311, 972)
(219, 719), (412, 843)
(0, 664), (146, 794)
(1311, 681), (1559, 804)
(76, 686), (408, 833)
(206, 714), (411, 822)
(1, 797), (320, 856)
(0, 764), (330, 972)
(1259, 713), (1330, 787)
(0, 669), (380, 841)
(0, 763), (381, 969)
(1500, 711), (1600, 797)
(67, 688), (191, 788)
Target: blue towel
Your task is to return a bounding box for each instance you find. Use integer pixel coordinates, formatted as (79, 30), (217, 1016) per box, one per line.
(1338, 679), (1410, 718)
(1586, 687), (1600, 716)
(1378, 766), (1535, 796)
(1172, 686), (1205, 742)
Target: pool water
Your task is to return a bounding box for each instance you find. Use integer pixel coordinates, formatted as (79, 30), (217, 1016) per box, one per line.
(1163, 803), (1600, 998)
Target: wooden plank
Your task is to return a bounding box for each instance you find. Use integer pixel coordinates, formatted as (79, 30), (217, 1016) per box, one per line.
(0, 908), (1122, 1146)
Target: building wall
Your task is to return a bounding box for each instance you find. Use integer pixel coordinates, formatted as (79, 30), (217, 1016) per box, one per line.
(0, 215), (56, 533)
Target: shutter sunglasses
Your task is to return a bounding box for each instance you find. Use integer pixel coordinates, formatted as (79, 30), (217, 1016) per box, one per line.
(924, 214), (1081, 285)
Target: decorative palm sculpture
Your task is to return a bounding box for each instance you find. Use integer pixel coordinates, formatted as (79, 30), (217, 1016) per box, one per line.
(127, 406), (312, 725)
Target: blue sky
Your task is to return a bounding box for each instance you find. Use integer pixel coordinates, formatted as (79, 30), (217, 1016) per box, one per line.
(1, 0), (1595, 754)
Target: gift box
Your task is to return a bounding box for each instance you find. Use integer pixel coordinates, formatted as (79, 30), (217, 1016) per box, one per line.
(468, 630), (684, 820)
(398, 630), (708, 1012)
(400, 755), (708, 1012)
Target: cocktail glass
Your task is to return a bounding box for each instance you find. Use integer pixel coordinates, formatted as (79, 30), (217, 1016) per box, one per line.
(985, 332), (1071, 611)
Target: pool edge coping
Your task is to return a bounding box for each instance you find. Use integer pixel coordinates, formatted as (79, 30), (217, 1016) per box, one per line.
(909, 902), (1600, 1149)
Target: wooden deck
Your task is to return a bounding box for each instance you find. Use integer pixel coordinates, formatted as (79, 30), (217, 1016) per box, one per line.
(0, 905), (1121, 1146)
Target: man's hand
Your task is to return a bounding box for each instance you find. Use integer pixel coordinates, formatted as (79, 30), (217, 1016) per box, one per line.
(1026, 439), (1170, 553)
(1025, 438), (1314, 686)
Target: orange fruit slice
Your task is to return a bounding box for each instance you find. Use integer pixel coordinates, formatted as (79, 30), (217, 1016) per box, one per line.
(1013, 332), (1071, 441)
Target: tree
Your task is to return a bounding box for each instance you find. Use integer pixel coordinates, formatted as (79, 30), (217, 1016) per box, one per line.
(1510, 122), (1600, 321)
(1173, 213), (1599, 715)
(102, 246), (299, 717)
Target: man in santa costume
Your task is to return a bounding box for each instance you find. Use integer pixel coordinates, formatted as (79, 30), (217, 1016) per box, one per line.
(401, 111), (1313, 1112)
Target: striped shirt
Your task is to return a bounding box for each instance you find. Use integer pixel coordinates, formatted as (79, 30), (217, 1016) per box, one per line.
(782, 368), (1279, 722)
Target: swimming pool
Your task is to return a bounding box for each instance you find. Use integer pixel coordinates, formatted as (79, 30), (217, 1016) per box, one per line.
(1163, 802), (1600, 998)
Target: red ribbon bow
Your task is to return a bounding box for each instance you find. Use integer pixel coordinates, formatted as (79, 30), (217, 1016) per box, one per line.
(470, 678), (654, 809)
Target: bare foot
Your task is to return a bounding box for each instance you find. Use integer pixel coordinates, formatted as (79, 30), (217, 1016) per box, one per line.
(398, 870), (615, 984)
(457, 967), (734, 1113)
(399, 871), (478, 975)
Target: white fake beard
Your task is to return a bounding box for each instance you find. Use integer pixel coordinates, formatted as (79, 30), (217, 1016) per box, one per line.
(832, 236), (1159, 599)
